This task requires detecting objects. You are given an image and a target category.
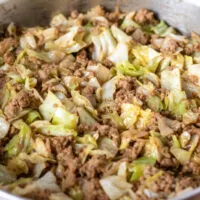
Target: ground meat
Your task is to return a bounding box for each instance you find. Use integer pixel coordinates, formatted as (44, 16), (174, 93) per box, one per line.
(0, 37), (18, 56)
(137, 166), (176, 198)
(41, 79), (67, 95)
(175, 177), (199, 193)
(102, 58), (113, 68)
(23, 189), (51, 200)
(75, 50), (88, 69)
(73, 50), (88, 77)
(98, 125), (120, 146)
(105, 8), (120, 23)
(3, 51), (15, 65)
(150, 34), (164, 51)
(47, 136), (74, 155)
(159, 157), (178, 168)
(78, 123), (120, 146)
(184, 43), (194, 55)
(57, 146), (80, 190)
(37, 64), (58, 82)
(4, 89), (41, 119)
(81, 86), (97, 107)
(115, 77), (136, 112)
(135, 9), (154, 24)
(132, 29), (149, 45)
(80, 155), (107, 179)
(0, 70), (8, 89)
(124, 26), (136, 35)
(160, 38), (179, 54)
(121, 140), (146, 161)
(191, 32), (200, 52)
(181, 161), (200, 176)
(82, 179), (109, 200)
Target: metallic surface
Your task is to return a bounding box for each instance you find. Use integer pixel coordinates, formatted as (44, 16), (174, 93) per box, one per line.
(0, 0), (199, 35)
(0, 0), (199, 199)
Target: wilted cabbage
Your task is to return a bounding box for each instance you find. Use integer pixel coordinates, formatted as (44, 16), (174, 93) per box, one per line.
(100, 175), (132, 200)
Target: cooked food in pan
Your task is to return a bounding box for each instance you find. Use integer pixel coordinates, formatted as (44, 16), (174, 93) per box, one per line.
(0, 5), (200, 200)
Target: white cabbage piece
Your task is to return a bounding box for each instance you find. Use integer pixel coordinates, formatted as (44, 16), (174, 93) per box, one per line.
(161, 68), (181, 91)
(31, 120), (77, 137)
(20, 33), (37, 49)
(39, 91), (63, 121)
(87, 63), (111, 83)
(132, 45), (162, 72)
(0, 112), (10, 139)
(52, 107), (78, 129)
(170, 147), (191, 165)
(43, 27), (58, 41)
(108, 43), (129, 64)
(144, 189), (159, 198)
(111, 25), (132, 43)
(99, 175), (132, 200)
(120, 11), (140, 30)
(169, 33), (187, 43)
(188, 64), (200, 86)
(33, 163), (47, 178)
(117, 161), (128, 180)
(98, 137), (118, 158)
(120, 103), (140, 129)
(71, 90), (97, 116)
(88, 77), (101, 88)
(50, 14), (68, 27)
(0, 164), (16, 184)
(13, 171), (60, 196)
(102, 76), (122, 100)
(55, 26), (80, 48)
(92, 29), (117, 61)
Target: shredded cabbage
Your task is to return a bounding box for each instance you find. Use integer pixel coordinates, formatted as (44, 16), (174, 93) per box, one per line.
(102, 76), (122, 100)
(111, 25), (132, 43)
(92, 29), (117, 61)
(71, 90), (97, 116)
(100, 176), (132, 200)
(116, 60), (147, 77)
(52, 107), (78, 129)
(129, 157), (156, 181)
(0, 111), (10, 139)
(121, 12), (140, 30)
(152, 20), (175, 37)
(26, 110), (41, 124)
(31, 120), (77, 137)
(165, 89), (188, 117)
(5, 120), (32, 157)
(120, 103), (140, 129)
(108, 43), (129, 64)
(161, 68), (181, 91)
(0, 165), (16, 184)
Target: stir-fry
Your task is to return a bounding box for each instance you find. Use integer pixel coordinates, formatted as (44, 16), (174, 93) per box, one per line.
(0, 5), (200, 200)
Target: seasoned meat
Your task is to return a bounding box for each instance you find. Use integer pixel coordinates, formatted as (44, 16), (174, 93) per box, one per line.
(4, 90), (41, 119)
(57, 146), (80, 190)
(132, 28), (149, 45)
(82, 179), (109, 200)
(0, 38), (18, 56)
(79, 155), (107, 179)
(135, 9), (154, 24)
